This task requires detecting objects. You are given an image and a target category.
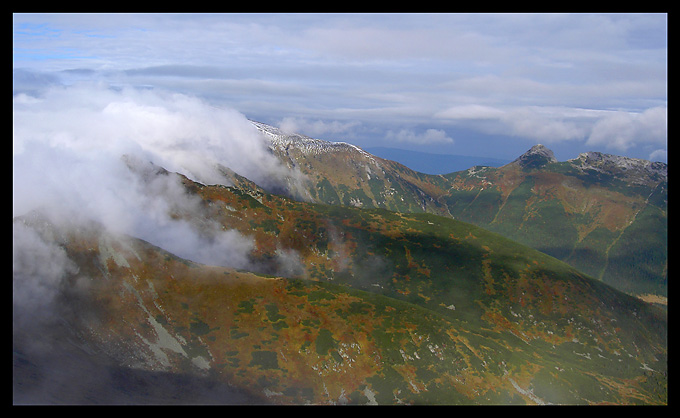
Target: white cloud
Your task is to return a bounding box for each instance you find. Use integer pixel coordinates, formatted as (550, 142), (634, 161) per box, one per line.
(435, 104), (588, 143)
(277, 116), (360, 139)
(434, 104), (505, 120)
(13, 14), (667, 161)
(586, 106), (667, 151)
(12, 83), (309, 269)
(502, 107), (587, 143)
(436, 103), (668, 151)
(385, 128), (454, 145)
(649, 149), (667, 162)
(13, 83), (305, 189)
(13, 221), (79, 311)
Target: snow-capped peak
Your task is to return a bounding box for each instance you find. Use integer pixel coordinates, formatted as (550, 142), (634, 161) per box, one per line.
(251, 120), (377, 162)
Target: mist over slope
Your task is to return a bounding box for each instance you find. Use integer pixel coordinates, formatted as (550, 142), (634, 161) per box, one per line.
(13, 184), (668, 404)
(13, 85), (667, 404)
(13, 84), (309, 270)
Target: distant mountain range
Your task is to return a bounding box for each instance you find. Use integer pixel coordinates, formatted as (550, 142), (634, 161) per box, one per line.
(253, 122), (667, 300)
(364, 146), (511, 175)
(13, 120), (667, 404)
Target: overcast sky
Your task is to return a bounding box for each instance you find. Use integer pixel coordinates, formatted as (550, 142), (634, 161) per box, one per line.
(13, 13), (667, 162)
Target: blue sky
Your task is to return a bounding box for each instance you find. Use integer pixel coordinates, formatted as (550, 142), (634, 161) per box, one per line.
(13, 13), (667, 163)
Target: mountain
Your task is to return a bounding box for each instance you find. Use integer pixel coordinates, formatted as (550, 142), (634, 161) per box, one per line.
(252, 122), (667, 301)
(13, 119), (667, 405)
(253, 121), (451, 216)
(364, 147), (511, 175)
(508, 144), (558, 169)
(441, 149), (667, 299)
(14, 161), (667, 404)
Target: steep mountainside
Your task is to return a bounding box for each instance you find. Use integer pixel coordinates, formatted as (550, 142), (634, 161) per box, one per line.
(442, 148), (667, 298)
(253, 121), (451, 216)
(253, 122), (667, 300)
(14, 162), (667, 404)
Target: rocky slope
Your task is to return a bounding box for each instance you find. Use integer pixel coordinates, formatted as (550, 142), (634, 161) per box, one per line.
(508, 144), (558, 169)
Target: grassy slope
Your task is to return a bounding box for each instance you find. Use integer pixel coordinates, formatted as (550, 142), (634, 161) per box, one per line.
(440, 163), (667, 298)
(14, 169), (667, 404)
(174, 177), (666, 403)
(278, 137), (667, 299)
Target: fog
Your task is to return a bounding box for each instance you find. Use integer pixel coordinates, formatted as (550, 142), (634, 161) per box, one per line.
(13, 83), (309, 270)
(12, 83), (315, 403)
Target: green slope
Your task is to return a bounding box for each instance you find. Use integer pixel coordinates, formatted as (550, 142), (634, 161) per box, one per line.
(442, 161), (667, 299)
(258, 123), (667, 300)
(185, 174), (669, 403)
(13, 163), (667, 405)
(14, 203), (667, 405)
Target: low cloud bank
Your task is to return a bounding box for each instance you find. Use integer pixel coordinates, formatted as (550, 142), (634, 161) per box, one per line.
(12, 85), (313, 404)
(13, 83), (304, 272)
(435, 104), (667, 157)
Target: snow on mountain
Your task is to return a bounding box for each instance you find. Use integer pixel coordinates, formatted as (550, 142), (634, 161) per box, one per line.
(251, 120), (378, 163)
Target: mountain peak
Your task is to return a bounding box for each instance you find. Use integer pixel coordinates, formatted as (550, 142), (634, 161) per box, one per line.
(522, 144), (557, 160)
(510, 144), (557, 169)
(251, 120), (376, 160)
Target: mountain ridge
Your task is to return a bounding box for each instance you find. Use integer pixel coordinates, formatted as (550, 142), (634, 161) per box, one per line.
(252, 119), (666, 178)
(568, 151), (667, 186)
(250, 121), (666, 299)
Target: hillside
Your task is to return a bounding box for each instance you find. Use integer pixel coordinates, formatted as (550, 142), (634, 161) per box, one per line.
(14, 162), (667, 404)
(253, 121), (452, 216)
(253, 122), (667, 300)
(442, 147), (667, 298)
